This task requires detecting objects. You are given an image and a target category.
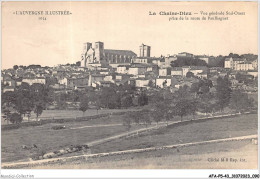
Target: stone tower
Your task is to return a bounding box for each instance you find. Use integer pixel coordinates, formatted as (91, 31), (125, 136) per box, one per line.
(139, 44), (151, 57)
(81, 42), (92, 67)
(94, 41), (104, 63)
(84, 42), (92, 52)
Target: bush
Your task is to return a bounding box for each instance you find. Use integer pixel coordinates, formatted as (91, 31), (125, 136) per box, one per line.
(51, 125), (66, 130)
(9, 113), (22, 124)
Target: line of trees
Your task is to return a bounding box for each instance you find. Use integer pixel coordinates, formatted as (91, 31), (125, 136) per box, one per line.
(2, 83), (51, 123)
(122, 76), (255, 131)
(171, 56), (208, 67)
(78, 84), (149, 115)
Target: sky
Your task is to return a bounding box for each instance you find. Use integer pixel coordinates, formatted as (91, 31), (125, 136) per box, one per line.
(1, 1), (258, 69)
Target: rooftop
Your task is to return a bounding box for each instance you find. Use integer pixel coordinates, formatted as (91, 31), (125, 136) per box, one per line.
(104, 49), (137, 56)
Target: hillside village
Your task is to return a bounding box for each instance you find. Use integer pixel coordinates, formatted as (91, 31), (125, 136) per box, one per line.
(1, 43), (259, 170)
(1, 42), (258, 113)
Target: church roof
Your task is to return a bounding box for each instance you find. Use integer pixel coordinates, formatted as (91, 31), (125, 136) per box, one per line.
(104, 49), (137, 56)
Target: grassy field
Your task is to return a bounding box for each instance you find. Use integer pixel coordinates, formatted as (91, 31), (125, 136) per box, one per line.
(90, 113), (258, 154)
(1, 114), (147, 163)
(248, 92), (258, 102)
(1, 108), (140, 124)
(2, 113), (257, 165)
(27, 139), (258, 169)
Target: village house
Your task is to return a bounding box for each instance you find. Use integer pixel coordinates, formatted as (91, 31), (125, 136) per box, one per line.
(224, 57), (246, 69)
(103, 75), (114, 82)
(135, 78), (150, 88)
(116, 65), (130, 74)
(171, 67), (183, 76)
(98, 70), (110, 75)
(97, 81), (114, 88)
(247, 70), (258, 78)
(88, 74), (105, 87)
(174, 81), (193, 89)
(15, 78), (23, 86)
(219, 71), (228, 77)
(159, 67), (171, 76)
(2, 74), (16, 87)
(128, 64), (148, 76)
(196, 72), (208, 79)
(181, 66), (208, 77)
(23, 72), (36, 78)
(132, 57), (165, 68)
(235, 62), (254, 71)
(156, 76), (177, 88)
(131, 57), (152, 64)
(196, 55), (215, 65)
(177, 52), (194, 57)
(22, 77), (46, 85)
(170, 66), (208, 77)
(58, 76), (88, 89)
(114, 74), (132, 86)
(252, 59), (258, 69)
(189, 66), (208, 76)
(144, 71), (158, 83)
(163, 55), (177, 67)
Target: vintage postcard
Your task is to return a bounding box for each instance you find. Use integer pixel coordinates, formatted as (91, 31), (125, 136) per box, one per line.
(1, 0), (258, 176)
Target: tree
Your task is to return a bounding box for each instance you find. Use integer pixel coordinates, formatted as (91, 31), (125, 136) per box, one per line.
(9, 113), (22, 124)
(162, 80), (167, 87)
(152, 101), (173, 125)
(230, 89), (254, 113)
(34, 103), (44, 120)
(57, 93), (67, 109)
(31, 83), (50, 106)
(228, 53), (240, 58)
(148, 80), (154, 88)
(188, 99), (198, 119)
(27, 65), (41, 69)
(95, 96), (102, 114)
(79, 96), (88, 116)
(100, 87), (121, 109)
(76, 61), (81, 66)
(186, 72), (194, 78)
(138, 92), (148, 106)
(175, 85), (191, 100)
(165, 110), (173, 125)
(2, 108), (11, 124)
(215, 77), (232, 111)
(171, 56), (207, 67)
(235, 73), (254, 85)
(2, 91), (16, 108)
(15, 83), (34, 119)
(198, 92), (215, 115)
(2, 83), (50, 121)
(190, 83), (200, 94)
(190, 79), (213, 95)
(175, 99), (190, 121)
(13, 65), (18, 70)
(121, 95), (133, 108)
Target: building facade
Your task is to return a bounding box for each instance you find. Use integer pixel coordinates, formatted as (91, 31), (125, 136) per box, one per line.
(139, 44), (151, 57)
(224, 57), (245, 69)
(81, 42), (137, 69)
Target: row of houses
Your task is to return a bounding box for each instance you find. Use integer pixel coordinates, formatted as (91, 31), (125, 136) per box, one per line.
(3, 62), (256, 93)
(224, 57), (258, 71)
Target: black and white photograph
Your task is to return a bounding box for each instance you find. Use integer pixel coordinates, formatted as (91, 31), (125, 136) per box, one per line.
(1, 1), (258, 176)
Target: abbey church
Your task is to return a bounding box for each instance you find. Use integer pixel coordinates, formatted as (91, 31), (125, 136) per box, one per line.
(80, 42), (137, 69)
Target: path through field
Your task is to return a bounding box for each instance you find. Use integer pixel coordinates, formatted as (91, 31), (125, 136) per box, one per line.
(2, 134), (257, 168)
